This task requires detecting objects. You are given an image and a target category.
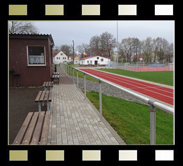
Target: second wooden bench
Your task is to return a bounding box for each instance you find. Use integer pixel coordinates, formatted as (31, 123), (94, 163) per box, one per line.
(35, 90), (52, 112)
(43, 81), (53, 91)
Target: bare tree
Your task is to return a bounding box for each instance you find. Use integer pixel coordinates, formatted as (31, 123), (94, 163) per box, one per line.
(141, 37), (154, 63)
(131, 38), (141, 62)
(60, 45), (72, 58)
(53, 46), (60, 51)
(89, 35), (102, 55)
(121, 37), (133, 62)
(9, 21), (39, 34)
(100, 32), (116, 58)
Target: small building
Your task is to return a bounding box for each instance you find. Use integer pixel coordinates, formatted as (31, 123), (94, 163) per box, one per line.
(9, 33), (54, 87)
(80, 55), (110, 66)
(70, 56), (80, 64)
(54, 51), (68, 64)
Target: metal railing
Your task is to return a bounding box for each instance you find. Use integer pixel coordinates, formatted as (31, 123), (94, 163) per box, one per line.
(60, 63), (174, 145)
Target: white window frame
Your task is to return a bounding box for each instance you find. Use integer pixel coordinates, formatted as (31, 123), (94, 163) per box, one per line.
(27, 45), (46, 66)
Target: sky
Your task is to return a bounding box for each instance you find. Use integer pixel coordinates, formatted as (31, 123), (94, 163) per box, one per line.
(33, 20), (174, 50)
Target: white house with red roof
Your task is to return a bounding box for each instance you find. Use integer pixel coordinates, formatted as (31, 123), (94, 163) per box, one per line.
(53, 50), (71, 64)
(80, 55), (111, 66)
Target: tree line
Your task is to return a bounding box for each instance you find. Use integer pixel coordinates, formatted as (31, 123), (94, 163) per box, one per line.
(56, 32), (173, 63)
(9, 21), (173, 63)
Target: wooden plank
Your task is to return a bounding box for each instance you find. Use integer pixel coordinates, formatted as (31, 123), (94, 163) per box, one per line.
(40, 91), (46, 101)
(48, 82), (51, 87)
(35, 91), (42, 102)
(44, 91), (49, 101)
(21, 112), (39, 145)
(12, 112), (33, 145)
(48, 91), (52, 101)
(42, 82), (46, 86)
(40, 111), (51, 145)
(46, 82), (49, 87)
(30, 111), (45, 145)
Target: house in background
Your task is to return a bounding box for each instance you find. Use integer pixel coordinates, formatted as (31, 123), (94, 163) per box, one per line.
(70, 56), (80, 64)
(53, 51), (68, 64)
(9, 33), (54, 87)
(80, 55), (110, 66)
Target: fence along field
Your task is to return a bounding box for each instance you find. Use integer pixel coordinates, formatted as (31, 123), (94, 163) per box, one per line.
(106, 62), (174, 72)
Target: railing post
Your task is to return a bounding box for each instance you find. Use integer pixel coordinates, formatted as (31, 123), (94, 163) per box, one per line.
(148, 100), (156, 145)
(84, 73), (86, 99)
(99, 80), (102, 121)
(77, 70), (78, 88)
(68, 66), (70, 76)
(72, 68), (74, 83)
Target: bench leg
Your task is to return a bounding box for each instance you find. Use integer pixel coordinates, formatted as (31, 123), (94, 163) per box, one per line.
(42, 101), (44, 106)
(38, 102), (41, 113)
(47, 102), (50, 111)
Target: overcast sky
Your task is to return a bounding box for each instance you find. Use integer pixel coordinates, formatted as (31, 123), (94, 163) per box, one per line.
(33, 21), (174, 49)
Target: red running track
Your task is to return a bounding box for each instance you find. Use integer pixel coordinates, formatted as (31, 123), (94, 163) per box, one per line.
(79, 69), (173, 105)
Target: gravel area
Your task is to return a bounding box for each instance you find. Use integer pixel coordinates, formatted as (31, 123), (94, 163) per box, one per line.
(70, 76), (148, 105)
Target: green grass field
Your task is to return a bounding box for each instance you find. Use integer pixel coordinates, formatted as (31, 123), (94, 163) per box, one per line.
(86, 91), (173, 145)
(99, 69), (173, 86)
(66, 66), (99, 82)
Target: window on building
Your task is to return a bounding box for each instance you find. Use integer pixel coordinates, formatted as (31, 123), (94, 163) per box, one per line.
(87, 61), (89, 63)
(60, 53), (63, 55)
(90, 60), (92, 63)
(101, 58), (103, 62)
(28, 46), (45, 65)
(97, 57), (99, 59)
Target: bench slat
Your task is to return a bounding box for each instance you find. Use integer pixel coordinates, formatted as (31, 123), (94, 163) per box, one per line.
(40, 111), (51, 145)
(35, 91), (42, 102)
(12, 112), (33, 145)
(40, 91), (46, 101)
(44, 91), (49, 101)
(21, 112), (39, 145)
(30, 111), (45, 145)
(45, 82), (49, 87)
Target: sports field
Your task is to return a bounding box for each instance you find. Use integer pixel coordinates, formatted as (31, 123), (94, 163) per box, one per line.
(79, 69), (173, 105)
(99, 69), (173, 86)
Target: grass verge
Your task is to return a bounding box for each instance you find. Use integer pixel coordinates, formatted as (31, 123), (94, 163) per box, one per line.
(66, 66), (99, 82)
(86, 91), (173, 145)
(99, 69), (173, 86)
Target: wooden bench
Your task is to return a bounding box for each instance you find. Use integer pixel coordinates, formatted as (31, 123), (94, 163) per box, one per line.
(43, 81), (53, 91)
(53, 72), (59, 75)
(52, 75), (59, 84)
(35, 90), (52, 112)
(12, 111), (50, 145)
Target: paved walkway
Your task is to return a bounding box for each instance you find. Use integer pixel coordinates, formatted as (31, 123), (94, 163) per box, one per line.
(48, 67), (126, 145)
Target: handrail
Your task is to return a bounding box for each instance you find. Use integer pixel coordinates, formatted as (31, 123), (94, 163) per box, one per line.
(60, 63), (174, 145)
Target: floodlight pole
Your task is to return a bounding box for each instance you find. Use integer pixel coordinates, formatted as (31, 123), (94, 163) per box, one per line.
(72, 40), (74, 64)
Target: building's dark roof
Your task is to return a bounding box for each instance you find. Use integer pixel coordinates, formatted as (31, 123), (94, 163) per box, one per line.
(9, 33), (54, 45)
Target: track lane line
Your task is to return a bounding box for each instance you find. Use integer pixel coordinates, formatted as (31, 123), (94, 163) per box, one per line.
(79, 69), (173, 105)
(81, 69), (173, 97)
